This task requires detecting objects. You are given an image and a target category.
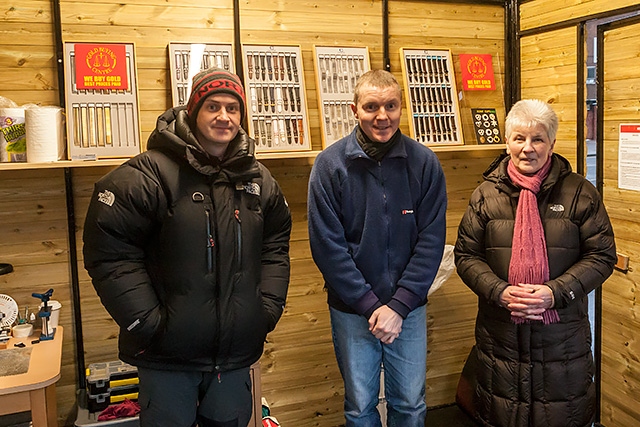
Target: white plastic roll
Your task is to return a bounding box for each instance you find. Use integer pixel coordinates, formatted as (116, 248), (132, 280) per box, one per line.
(0, 107), (27, 162)
(25, 106), (65, 163)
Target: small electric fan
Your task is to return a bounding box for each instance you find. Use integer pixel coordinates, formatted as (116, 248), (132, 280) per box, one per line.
(0, 294), (19, 342)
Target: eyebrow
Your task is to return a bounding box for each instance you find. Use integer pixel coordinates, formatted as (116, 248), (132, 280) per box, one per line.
(205, 99), (239, 106)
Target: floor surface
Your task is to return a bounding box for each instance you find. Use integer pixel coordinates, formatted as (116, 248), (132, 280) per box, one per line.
(1, 405), (477, 427)
(425, 404), (478, 426)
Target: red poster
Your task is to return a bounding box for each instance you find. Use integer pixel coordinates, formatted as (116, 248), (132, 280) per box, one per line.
(74, 44), (129, 90)
(460, 54), (495, 91)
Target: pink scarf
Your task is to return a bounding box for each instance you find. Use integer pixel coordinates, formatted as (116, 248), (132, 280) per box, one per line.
(507, 157), (560, 324)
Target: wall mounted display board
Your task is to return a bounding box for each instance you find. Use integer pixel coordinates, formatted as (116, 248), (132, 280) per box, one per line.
(168, 43), (234, 107)
(399, 48), (463, 146)
(471, 108), (502, 144)
(241, 44), (311, 152)
(313, 46), (371, 148)
(64, 42), (141, 160)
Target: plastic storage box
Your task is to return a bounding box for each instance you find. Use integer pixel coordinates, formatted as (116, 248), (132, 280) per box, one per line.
(75, 360), (140, 426)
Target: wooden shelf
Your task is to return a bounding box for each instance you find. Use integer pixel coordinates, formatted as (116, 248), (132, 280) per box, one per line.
(430, 144), (504, 153)
(0, 159), (126, 171)
(0, 144), (503, 171)
(256, 150), (322, 160)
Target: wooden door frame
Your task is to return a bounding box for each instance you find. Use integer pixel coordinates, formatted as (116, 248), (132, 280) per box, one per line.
(594, 15), (640, 424)
(516, 3), (640, 424)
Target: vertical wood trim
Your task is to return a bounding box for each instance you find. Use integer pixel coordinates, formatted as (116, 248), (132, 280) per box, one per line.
(595, 25), (605, 195)
(233, 0), (243, 85)
(65, 167), (87, 389)
(576, 23), (585, 177)
(382, 0), (390, 71)
(506, 0), (520, 109)
(51, 0), (65, 108)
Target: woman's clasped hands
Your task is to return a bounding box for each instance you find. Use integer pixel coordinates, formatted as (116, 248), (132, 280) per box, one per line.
(500, 283), (555, 321)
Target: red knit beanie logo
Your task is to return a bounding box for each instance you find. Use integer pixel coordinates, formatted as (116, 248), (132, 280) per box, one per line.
(186, 68), (246, 122)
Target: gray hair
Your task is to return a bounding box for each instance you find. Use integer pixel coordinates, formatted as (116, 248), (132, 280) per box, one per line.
(505, 99), (558, 142)
(353, 70), (402, 105)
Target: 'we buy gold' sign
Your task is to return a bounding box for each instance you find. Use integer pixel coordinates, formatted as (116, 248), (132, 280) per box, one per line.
(75, 44), (129, 90)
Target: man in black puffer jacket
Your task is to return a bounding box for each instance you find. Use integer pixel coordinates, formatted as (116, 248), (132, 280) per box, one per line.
(83, 68), (291, 427)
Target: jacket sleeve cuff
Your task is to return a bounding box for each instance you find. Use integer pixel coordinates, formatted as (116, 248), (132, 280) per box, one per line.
(363, 301), (384, 319)
(390, 287), (422, 318)
(387, 298), (411, 319)
(354, 290), (382, 318)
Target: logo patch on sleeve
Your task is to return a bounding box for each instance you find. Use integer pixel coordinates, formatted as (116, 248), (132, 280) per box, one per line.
(97, 189), (115, 206)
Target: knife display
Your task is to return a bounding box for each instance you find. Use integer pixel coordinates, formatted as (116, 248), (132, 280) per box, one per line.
(242, 45), (310, 151)
(169, 43), (235, 108)
(401, 48), (461, 145)
(314, 47), (371, 148)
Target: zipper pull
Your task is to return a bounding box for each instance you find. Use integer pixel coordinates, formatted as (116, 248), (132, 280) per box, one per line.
(234, 209), (241, 223)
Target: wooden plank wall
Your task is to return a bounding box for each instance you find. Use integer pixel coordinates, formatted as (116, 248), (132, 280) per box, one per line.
(388, 2), (507, 144)
(2, 1), (506, 425)
(518, 1), (640, 426)
(520, 27), (579, 169)
(0, 168), (79, 426)
(519, 0), (640, 32)
(601, 21), (640, 427)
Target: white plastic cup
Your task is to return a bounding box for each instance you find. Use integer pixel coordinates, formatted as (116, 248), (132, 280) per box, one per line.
(12, 323), (33, 338)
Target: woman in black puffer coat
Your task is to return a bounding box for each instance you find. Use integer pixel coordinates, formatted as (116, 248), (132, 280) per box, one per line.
(455, 99), (616, 427)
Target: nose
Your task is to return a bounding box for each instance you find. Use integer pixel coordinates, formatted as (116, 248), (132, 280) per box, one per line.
(218, 107), (230, 120)
(522, 138), (535, 151)
(376, 107), (389, 120)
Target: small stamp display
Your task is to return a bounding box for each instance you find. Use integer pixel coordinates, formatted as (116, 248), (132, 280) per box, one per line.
(313, 46), (371, 148)
(399, 48), (463, 145)
(63, 42), (141, 160)
(241, 44), (311, 152)
(168, 43), (234, 107)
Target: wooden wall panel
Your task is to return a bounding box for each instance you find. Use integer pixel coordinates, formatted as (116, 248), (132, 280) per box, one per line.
(0, 169), (79, 423)
(600, 21), (640, 427)
(1, 1), (506, 425)
(389, 2), (506, 148)
(520, 0), (640, 32)
(239, 0), (382, 152)
(1, 0), (56, 106)
(257, 150), (501, 426)
(520, 27), (579, 168)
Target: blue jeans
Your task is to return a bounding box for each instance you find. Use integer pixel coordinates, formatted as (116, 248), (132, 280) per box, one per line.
(330, 305), (427, 427)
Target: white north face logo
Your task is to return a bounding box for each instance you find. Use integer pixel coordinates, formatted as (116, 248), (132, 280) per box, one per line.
(97, 189), (115, 206)
(244, 182), (261, 196)
(549, 204), (564, 212)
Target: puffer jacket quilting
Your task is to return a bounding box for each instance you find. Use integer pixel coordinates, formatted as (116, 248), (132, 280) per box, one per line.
(455, 153), (616, 427)
(83, 107), (291, 373)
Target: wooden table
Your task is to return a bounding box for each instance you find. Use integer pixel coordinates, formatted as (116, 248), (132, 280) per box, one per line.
(0, 326), (63, 427)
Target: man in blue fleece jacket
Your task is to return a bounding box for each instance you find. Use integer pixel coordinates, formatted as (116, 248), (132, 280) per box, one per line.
(308, 70), (447, 427)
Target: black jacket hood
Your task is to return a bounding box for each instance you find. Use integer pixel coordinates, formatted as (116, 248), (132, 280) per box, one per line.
(147, 106), (258, 181)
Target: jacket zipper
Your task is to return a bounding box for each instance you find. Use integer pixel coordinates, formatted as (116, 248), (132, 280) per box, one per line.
(234, 208), (242, 269)
(234, 186), (243, 270)
(192, 191), (220, 371)
(378, 161), (393, 287)
(205, 208), (215, 274)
